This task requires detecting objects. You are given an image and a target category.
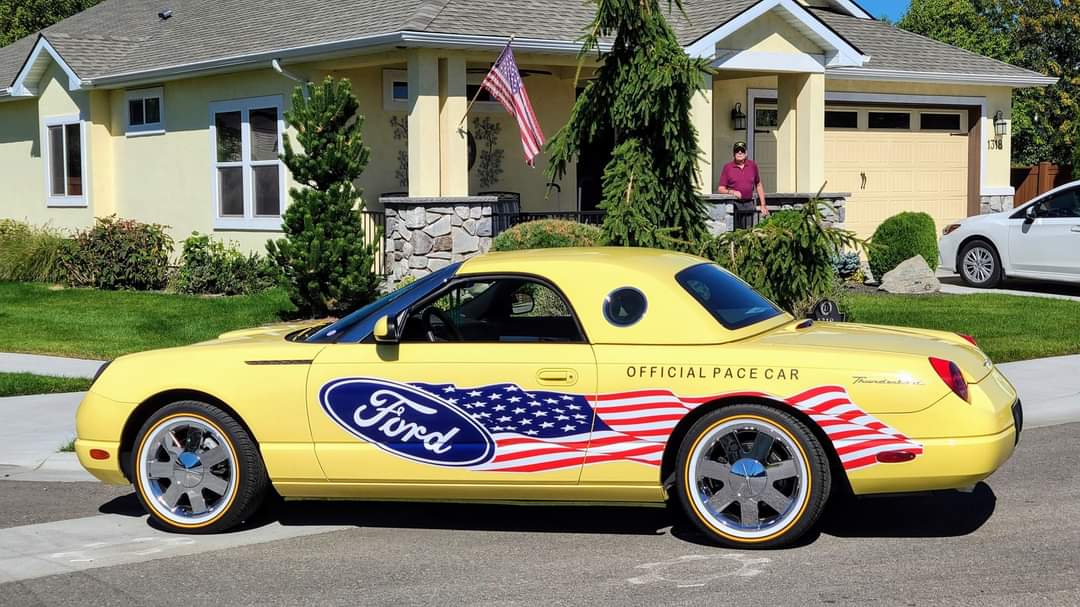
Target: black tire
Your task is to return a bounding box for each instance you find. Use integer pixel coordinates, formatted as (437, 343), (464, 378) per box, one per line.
(958, 239), (1003, 288)
(131, 400), (269, 534)
(675, 404), (830, 548)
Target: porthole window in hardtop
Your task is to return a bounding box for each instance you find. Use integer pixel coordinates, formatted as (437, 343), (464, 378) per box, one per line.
(676, 263), (782, 330)
(401, 276), (584, 343)
(603, 288), (647, 327)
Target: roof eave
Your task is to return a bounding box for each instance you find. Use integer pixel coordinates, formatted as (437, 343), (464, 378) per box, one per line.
(85, 31), (606, 89)
(827, 66), (1059, 88)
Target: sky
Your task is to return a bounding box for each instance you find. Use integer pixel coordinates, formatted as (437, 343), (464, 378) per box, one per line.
(856, 0), (912, 22)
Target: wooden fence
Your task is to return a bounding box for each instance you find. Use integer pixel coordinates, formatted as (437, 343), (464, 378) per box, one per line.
(1012, 162), (1073, 206)
(360, 210), (386, 276)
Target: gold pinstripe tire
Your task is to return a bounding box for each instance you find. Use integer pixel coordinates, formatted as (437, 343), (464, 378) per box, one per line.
(675, 404), (831, 548)
(132, 401), (270, 534)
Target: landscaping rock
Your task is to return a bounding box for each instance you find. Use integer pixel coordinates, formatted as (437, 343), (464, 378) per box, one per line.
(879, 255), (940, 294)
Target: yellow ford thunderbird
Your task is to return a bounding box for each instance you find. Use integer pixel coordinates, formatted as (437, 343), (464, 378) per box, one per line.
(75, 248), (1022, 547)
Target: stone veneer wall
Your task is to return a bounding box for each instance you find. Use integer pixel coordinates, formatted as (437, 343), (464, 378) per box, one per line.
(980, 194), (1015, 214)
(382, 196), (519, 286)
(702, 195), (847, 236)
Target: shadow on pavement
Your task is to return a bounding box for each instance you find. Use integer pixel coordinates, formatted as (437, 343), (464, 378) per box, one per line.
(97, 483), (996, 543)
(940, 275), (1080, 298)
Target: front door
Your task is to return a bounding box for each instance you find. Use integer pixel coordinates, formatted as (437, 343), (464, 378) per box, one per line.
(1009, 187), (1080, 276)
(307, 275), (597, 485)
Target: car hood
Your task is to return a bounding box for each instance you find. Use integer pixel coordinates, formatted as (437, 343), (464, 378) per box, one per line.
(208, 320), (330, 344)
(754, 321), (993, 382)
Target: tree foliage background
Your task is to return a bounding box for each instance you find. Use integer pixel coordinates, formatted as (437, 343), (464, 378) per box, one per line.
(545, 0), (709, 249)
(0, 0), (101, 47)
(898, 0), (1080, 167)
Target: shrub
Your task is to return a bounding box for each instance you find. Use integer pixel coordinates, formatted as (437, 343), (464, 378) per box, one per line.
(267, 77), (379, 317)
(699, 201), (867, 316)
(0, 220), (70, 283)
(174, 233), (280, 295)
(868, 212), (939, 281)
(832, 250), (862, 280)
(63, 215), (173, 290)
(492, 220), (603, 251)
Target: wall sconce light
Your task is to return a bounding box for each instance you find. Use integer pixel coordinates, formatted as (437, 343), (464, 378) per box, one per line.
(993, 110), (1008, 138)
(731, 102), (747, 131)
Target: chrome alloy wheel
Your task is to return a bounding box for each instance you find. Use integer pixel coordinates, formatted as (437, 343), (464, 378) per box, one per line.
(687, 418), (809, 540)
(962, 246), (995, 284)
(137, 416), (238, 526)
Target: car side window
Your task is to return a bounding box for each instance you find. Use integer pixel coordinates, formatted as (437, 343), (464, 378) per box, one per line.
(400, 277), (584, 343)
(1038, 189), (1080, 219)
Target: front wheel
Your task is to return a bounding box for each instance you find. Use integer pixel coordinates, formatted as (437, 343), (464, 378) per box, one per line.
(959, 240), (1002, 288)
(132, 401), (270, 533)
(675, 404), (830, 548)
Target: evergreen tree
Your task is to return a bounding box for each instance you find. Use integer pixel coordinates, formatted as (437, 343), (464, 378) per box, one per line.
(546, 0), (709, 249)
(267, 78), (379, 317)
(0, 0), (102, 47)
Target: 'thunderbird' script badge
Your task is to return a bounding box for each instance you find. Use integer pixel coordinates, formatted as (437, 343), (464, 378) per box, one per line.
(320, 378), (495, 467)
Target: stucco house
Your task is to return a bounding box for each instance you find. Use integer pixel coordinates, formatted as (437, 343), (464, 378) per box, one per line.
(0, 0), (1055, 267)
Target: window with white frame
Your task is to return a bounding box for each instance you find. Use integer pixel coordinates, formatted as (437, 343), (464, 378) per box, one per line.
(383, 68), (503, 112)
(209, 96), (285, 229)
(126, 87), (164, 135)
(42, 115), (86, 206)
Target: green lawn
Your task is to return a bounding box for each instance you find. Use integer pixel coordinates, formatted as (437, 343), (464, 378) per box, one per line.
(844, 292), (1080, 363)
(0, 283), (294, 360)
(0, 372), (92, 397)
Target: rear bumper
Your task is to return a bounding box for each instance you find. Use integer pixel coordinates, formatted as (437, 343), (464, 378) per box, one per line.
(74, 439), (127, 485)
(75, 390), (134, 486)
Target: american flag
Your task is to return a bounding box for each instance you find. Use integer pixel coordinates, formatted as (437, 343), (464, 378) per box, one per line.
(411, 382), (921, 473)
(480, 43), (545, 166)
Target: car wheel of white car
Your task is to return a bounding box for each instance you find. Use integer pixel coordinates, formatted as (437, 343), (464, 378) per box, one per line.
(675, 404), (831, 548)
(132, 400), (270, 533)
(959, 240), (1002, 288)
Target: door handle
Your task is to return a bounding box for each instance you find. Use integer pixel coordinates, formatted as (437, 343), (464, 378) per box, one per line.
(1071, 226), (1080, 233)
(536, 368), (578, 386)
(860, 172), (867, 190)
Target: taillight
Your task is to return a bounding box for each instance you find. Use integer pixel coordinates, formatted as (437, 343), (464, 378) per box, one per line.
(957, 333), (977, 346)
(943, 223), (961, 236)
(930, 357), (969, 402)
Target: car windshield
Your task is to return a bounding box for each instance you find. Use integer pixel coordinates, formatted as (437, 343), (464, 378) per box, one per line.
(675, 263), (783, 330)
(305, 263), (461, 342)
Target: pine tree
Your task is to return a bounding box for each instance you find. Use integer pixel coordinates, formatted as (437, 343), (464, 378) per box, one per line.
(267, 77), (379, 317)
(546, 0), (709, 248)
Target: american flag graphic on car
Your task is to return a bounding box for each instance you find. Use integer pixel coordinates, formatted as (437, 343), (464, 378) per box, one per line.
(319, 378), (923, 473)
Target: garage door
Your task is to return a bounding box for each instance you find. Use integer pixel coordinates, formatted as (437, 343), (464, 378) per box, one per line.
(752, 106), (969, 239)
(825, 108), (968, 239)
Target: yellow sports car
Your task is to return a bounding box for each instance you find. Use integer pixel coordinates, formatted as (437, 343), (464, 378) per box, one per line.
(75, 248), (1022, 547)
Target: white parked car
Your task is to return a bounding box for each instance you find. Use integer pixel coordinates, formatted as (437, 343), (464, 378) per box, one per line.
(939, 181), (1080, 287)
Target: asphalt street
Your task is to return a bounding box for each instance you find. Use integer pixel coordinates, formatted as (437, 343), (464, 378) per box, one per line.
(1, 422), (1078, 607)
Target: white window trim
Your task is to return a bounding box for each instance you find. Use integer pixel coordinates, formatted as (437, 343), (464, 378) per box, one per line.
(41, 113), (89, 208)
(125, 87), (165, 136)
(918, 110), (966, 133)
(208, 95), (287, 231)
(383, 68), (502, 113)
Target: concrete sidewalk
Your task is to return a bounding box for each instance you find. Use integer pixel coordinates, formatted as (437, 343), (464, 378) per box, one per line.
(0, 355), (1076, 484)
(935, 269), (1080, 302)
(0, 353), (105, 379)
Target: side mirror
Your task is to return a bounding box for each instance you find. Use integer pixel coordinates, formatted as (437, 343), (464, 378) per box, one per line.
(1025, 205), (1039, 222)
(511, 292), (535, 315)
(373, 315), (400, 343)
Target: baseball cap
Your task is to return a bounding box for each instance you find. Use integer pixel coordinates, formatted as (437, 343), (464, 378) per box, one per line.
(733, 141), (747, 153)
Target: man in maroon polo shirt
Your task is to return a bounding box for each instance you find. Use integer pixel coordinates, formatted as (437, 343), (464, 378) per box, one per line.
(717, 141), (769, 228)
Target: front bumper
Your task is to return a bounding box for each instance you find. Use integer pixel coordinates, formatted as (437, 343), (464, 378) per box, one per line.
(74, 390), (135, 486)
(938, 231), (960, 273)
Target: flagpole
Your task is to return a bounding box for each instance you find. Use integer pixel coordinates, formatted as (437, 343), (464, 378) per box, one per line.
(458, 35), (515, 128)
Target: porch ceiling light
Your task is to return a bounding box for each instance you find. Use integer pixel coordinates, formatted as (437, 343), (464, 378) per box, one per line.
(731, 102), (747, 131)
(993, 110), (1008, 138)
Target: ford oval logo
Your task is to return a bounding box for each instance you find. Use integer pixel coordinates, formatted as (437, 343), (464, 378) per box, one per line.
(320, 378), (495, 467)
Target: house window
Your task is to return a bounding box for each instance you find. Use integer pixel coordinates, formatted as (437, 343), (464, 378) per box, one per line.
(209, 96), (285, 230)
(43, 115), (86, 206)
(920, 112), (962, 131)
(126, 87), (164, 135)
(825, 110), (858, 129)
(384, 69), (409, 111)
(755, 108), (778, 129)
(868, 111), (911, 130)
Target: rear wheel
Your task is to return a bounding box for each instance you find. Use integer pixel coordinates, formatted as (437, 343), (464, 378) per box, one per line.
(959, 240), (1002, 288)
(675, 404), (830, 548)
(132, 400), (269, 533)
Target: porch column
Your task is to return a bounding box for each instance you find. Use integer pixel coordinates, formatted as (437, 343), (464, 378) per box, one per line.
(690, 73), (714, 195)
(776, 72), (825, 192)
(408, 49), (440, 197)
(88, 89), (116, 217)
(439, 55), (469, 197)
